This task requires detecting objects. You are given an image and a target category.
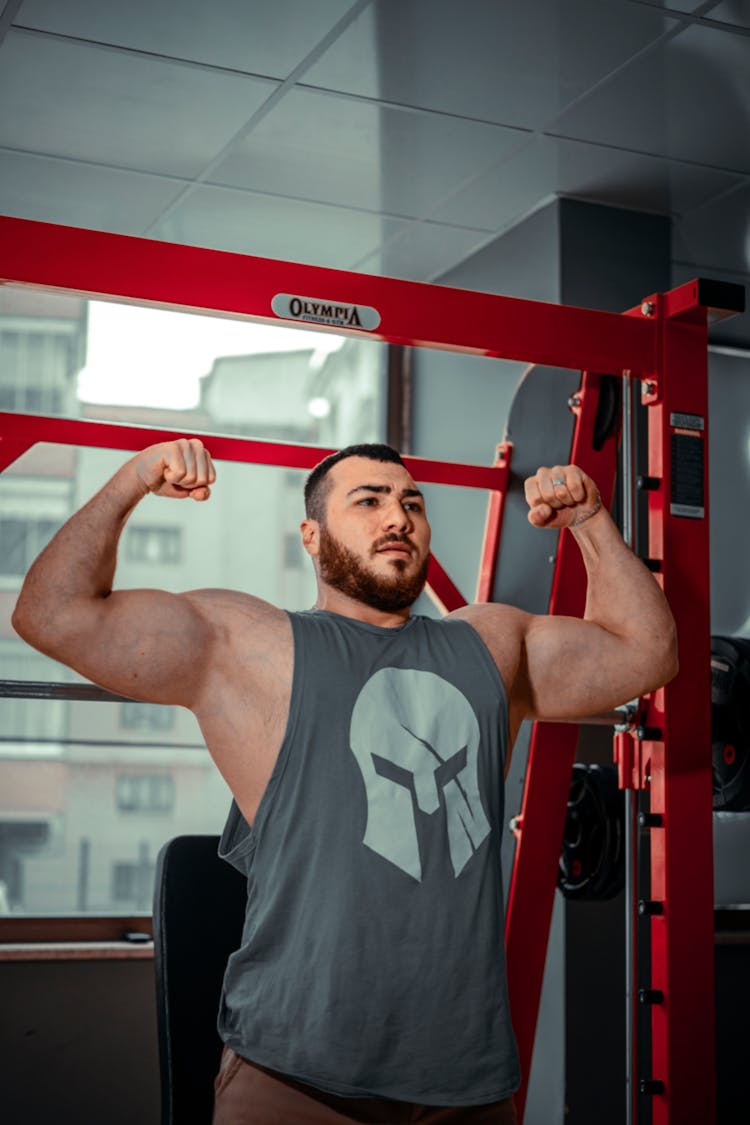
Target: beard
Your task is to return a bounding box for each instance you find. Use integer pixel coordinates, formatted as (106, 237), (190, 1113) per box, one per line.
(318, 524), (429, 613)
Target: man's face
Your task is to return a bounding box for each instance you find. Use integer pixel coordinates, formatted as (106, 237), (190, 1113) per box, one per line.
(312, 457), (431, 612)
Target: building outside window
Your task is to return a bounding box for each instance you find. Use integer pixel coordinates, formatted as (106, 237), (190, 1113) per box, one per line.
(125, 525), (182, 564)
(120, 702), (175, 732)
(112, 855), (155, 908)
(0, 517), (59, 576)
(115, 774), (175, 814)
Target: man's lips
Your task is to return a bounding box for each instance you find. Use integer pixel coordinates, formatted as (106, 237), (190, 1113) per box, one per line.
(375, 539), (413, 556)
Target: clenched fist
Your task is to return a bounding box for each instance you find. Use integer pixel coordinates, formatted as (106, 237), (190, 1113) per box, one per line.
(524, 465), (602, 529)
(133, 438), (216, 502)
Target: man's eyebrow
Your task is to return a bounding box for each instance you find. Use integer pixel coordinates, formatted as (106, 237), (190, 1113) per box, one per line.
(346, 484), (424, 500)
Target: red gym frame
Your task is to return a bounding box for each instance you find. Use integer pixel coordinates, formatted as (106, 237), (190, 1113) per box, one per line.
(0, 216), (736, 1124)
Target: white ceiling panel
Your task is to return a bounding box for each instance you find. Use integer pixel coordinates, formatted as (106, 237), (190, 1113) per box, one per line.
(353, 220), (495, 283)
(673, 181), (750, 273)
(0, 149), (186, 233)
(704, 1), (750, 29)
(150, 185), (408, 270)
(551, 23), (750, 174)
(429, 134), (745, 233)
(208, 88), (526, 220)
(0, 29), (277, 178)
(631, 0), (720, 11)
(15, 0), (359, 78)
(303, 0), (675, 130)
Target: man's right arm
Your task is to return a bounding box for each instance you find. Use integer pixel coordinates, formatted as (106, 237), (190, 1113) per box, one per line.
(12, 439), (220, 708)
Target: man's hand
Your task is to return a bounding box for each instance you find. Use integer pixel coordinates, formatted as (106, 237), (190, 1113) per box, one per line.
(524, 464), (602, 530)
(133, 438), (216, 501)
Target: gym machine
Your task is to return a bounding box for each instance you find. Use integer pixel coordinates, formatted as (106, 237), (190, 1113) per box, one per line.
(0, 216), (745, 1124)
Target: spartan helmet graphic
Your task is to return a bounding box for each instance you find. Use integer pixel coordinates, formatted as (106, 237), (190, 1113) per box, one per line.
(349, 668), (491, 881)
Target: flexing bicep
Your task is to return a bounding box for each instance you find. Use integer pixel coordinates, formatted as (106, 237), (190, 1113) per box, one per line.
(19, 587), (213, 708)
(519, 612), (675, 722)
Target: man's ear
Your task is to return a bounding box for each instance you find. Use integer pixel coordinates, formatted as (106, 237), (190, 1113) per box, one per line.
(300, 518), (319, 557)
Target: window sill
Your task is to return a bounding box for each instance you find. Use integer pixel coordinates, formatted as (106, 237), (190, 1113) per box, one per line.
(0, 941), (153, 962)
(0, 915), (153, 944)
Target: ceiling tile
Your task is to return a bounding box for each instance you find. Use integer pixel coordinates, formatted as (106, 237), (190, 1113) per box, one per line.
(430, 134), (745, 232)
(0, 30), (277, 178)
(626, 0), (713, 11)
(353, 221), (494, 282)
(208, 88), (525, 220)
(673, 181), (750, 274)
(150, 185), (408, 270)
(702, 0), (750, 28)
(551, 23), (750, 173)
(304, 0), (674, 130)
(15, 0), (357, 78)
(0, 149), (186, 233)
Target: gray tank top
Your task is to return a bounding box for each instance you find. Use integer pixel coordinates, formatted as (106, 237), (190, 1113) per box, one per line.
(217, 609), (520, 1105)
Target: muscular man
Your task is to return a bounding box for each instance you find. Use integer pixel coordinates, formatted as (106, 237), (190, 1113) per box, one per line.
(13, 438), (677, 1125)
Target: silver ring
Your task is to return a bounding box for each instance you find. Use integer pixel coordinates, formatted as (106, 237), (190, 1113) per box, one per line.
(552, 478), (565, 487)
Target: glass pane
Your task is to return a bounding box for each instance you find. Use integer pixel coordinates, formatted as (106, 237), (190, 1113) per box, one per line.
(0, 287), (387, 915)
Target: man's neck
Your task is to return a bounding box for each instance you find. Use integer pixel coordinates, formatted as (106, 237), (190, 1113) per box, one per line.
(314, 584), (412, 629)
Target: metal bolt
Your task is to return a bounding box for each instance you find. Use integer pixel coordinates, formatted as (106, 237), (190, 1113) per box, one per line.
(643, 381), (657, 396)
(638, 988), (665, 1006)
(640, 1078), (665, 1097)
(568, 393), (581, 409)
(641, 301), (655, 317)
(638, 899), (664, 916)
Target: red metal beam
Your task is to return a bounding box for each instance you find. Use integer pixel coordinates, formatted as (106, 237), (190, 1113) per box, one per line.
(0, 216), (656, 375)
(634, 283), (715, 1125)
(425, 554), (468, 614)
(0, 413), (506, 493)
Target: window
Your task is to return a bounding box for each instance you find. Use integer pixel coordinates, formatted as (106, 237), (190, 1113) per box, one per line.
(120, 702), (175, 732)
(112, 859), (156, 907)
(115, 774), (175, 814)
(0, 284), (386, 920)
(125, 525), (182, 564)
(0, 517), (59, 576)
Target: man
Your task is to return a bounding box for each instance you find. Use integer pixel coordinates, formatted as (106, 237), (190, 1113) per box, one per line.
(13, 438), (677, 1124)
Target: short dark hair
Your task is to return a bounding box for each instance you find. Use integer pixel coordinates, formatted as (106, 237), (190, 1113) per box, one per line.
(304, 443), (405, 522)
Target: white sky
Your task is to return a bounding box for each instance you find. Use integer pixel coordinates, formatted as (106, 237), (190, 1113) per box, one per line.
(77, 300), (345, 409)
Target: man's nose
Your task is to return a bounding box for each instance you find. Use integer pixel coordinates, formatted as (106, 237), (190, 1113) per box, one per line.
(382, 498), (412, 532)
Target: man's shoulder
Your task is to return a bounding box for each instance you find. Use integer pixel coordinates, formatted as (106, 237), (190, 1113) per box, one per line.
(447, 601), (527, 633)
(183, 588), (288, 634)
(446, 602), (529, 680)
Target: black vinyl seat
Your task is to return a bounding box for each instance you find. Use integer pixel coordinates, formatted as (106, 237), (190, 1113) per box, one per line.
(153, 834), (247, 1125)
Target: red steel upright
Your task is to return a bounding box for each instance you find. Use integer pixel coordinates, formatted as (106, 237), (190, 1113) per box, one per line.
(630, 284), (716, 1124)
(0, 217), (737, 1124)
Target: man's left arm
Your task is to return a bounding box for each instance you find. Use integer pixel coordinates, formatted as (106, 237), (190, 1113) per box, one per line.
(461, 465), (678, 724)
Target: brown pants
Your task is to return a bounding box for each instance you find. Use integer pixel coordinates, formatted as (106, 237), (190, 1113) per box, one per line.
(212, 1047), (518, 1124)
